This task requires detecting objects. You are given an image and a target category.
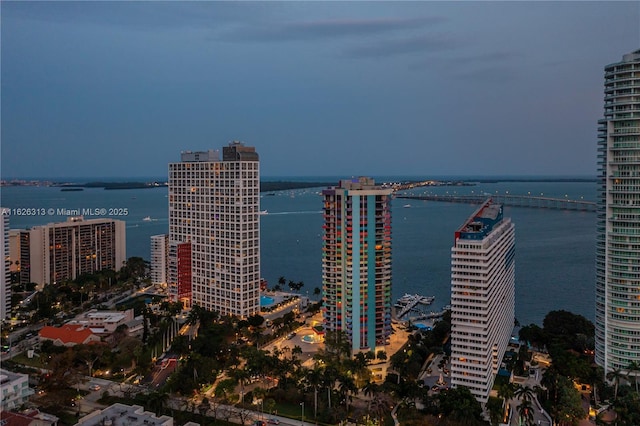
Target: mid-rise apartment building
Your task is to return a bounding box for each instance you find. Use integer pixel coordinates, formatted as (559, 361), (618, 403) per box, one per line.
(9, 216), (126, 287)
(0, 369), (34, 411)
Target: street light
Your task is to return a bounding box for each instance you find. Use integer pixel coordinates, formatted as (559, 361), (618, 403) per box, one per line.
(300, 401), (304, 425)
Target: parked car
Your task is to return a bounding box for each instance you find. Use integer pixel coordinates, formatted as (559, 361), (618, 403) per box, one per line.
(267, 419), (280, 425)
(89, 384), (101, 391)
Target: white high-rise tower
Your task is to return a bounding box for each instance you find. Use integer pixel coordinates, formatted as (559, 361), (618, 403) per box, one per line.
(168, 142), (260, 318)
(595, 49), (640, 377)
(450, 199), (515, 404)
(1, 209), (10, 320)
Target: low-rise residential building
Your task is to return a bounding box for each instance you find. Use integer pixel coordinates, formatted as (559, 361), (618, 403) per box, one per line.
(1, 409), (59, 426)
(67, 309), (135, 334)
(38, 325), (101, 347)
(0, 369), (34, 411)
(75, 403), (175, 426)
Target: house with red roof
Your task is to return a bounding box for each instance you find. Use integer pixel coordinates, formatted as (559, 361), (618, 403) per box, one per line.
(38, 325), (101, 347)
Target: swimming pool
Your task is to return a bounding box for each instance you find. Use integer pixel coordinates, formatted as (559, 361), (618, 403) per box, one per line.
(415, 323), (432, 331)
(260, 295), (275, 307)
(301, 334), (322, 344)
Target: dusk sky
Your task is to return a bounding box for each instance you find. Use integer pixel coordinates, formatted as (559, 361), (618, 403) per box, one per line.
(1, 2), (639, 179)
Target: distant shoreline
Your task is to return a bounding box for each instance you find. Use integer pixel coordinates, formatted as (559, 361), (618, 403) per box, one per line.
(0, 177), (597, 191)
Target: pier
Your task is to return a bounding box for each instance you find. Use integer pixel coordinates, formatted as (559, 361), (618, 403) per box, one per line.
(395, 294), (436, 319)
(397, 194), (596, 211)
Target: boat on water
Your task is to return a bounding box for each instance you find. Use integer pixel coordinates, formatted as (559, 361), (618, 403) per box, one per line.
(259, 210), (268, 215)
(143, 216), (153, 221)
(394, 293), (435, 308)
(403, 204), (412, 208)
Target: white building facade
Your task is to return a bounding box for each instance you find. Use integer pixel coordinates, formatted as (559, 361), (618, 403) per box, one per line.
(0, 369), (33, 411)
(13, 216), (126, 287)
(168, 142), (260, 318)
(1, 209), (10, 319)
(450, 200), (515, 404)
(150, 234), (168, 286)
(76, 403), (173, 426)
(595, 49), (640, 376)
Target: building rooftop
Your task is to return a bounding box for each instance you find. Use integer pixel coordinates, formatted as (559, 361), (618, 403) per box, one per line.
(179, 150), (220, 162)
(1, 409), (59, 426)
(39, 325), (99, 345)
(82, 311), (127, 323)
(0, 368), (27, 385)
(455, 199), (504, 241)
(75, 404), (174, 426)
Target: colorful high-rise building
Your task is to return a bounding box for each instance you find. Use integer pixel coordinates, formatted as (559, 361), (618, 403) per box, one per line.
(595, 49), (640, 376)
(321, 177), (393, 355)
(450, 199), (515, 404)
(168, 142), (260, 318)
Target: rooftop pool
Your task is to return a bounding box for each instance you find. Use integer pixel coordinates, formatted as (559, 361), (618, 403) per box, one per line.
(260, 295), (275, 307)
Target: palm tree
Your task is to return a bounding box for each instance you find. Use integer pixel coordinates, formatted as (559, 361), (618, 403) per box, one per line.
(323, 365), (338, 409)
(607, 367), (624, 399)
(231, 368), (250, 404)
(517, 399), (535, 426)
(514, 384), (536, 403)
(497, 382), (515, 407)
(304, 366), (323, 419)
(626, 361), (640, 393)
(291, 345), (303, 358)
(486, 397), (504, 426)
(147, 390), (169, 416)
(338, 374), (357, 413)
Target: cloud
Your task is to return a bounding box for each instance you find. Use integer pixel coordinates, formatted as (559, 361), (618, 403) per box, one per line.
(456, 51), (520, 63)
(216, 16), (446, 42)
(2, 2), (275, 31)
(344, 34), (460, 58)
(408, 50), (519, 71)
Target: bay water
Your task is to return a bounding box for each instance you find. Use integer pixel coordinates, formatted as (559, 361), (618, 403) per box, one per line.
(0, 178), (596, 326)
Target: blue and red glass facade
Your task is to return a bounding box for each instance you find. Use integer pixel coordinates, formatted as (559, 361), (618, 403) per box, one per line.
(322, 177), (392, 354)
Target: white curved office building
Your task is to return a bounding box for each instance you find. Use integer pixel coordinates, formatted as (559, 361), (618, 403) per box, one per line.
(595, 49), (640, 376)
(450, 200), (515, 404)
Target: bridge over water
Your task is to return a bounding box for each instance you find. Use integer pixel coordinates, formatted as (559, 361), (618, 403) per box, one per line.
(397, 194), (596, 211)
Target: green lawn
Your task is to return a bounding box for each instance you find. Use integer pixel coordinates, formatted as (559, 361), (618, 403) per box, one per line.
(9, 352), (47, 369)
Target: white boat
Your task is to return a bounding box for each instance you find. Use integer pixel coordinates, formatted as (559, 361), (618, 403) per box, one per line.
(143, 216), (152, 221)
(259, 210), (268, 215)
(396, 293), (435, 306)
(403, 204), (412, 208)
